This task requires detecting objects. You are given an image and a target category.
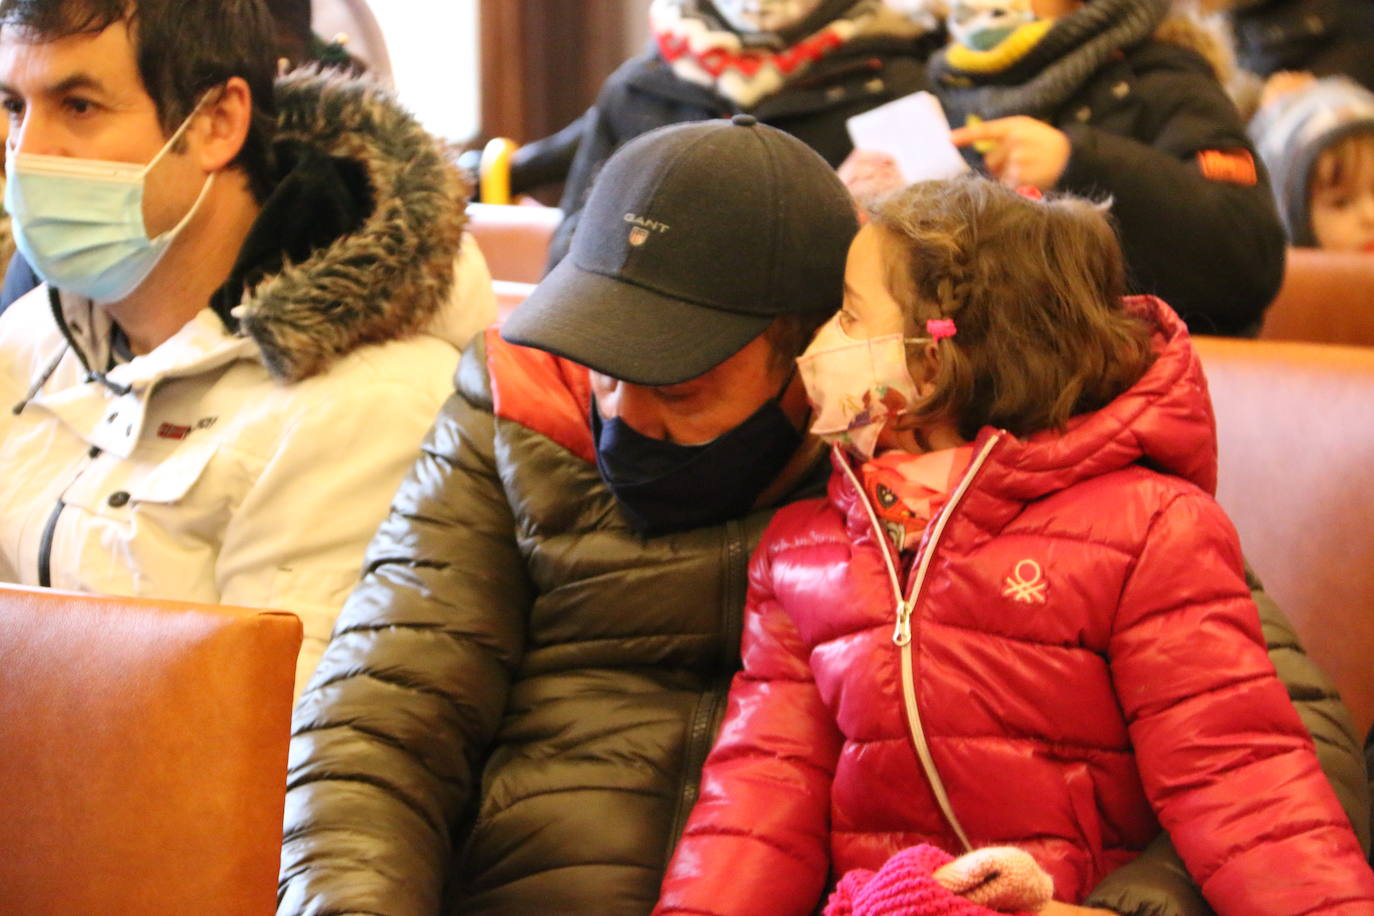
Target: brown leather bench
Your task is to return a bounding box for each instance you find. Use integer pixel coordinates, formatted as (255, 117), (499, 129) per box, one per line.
(1194, 336), (1374, 740)
(467, 202), (562, 286)
(494, 279), (537, 324)
(0, 587), (301, 915)
(1260, 248), (1374, 347)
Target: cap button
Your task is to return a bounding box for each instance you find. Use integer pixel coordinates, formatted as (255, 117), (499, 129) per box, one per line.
(731, 113), (758, 127)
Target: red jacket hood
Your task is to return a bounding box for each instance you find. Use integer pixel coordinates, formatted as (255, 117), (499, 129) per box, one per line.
(830, 296), (1217, 524)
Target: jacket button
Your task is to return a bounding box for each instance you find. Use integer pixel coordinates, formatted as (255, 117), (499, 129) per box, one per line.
(107, 491), (130, 508)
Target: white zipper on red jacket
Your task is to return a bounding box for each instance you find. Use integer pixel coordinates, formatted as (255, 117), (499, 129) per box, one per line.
(834, 433), (1003, 854)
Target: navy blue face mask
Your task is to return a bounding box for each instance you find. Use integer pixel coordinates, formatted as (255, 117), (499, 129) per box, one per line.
(591, 375), (802, 537)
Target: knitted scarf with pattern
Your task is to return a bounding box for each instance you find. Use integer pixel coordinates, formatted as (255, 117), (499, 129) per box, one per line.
(650, 0), (932, 109)
(928, 0), (1170, 126)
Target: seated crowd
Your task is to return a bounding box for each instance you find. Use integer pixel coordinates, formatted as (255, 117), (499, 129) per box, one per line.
(0, 0), (1371, 914)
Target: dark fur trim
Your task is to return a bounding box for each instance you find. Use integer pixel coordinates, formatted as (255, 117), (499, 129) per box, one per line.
(238, 69), (470, 382)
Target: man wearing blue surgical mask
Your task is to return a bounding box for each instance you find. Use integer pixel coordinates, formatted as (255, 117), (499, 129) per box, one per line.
(3, 41), (227, 326)
(0, 0), (495, 696)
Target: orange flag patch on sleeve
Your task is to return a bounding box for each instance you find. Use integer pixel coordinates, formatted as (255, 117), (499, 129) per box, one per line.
(1197, 148), (1259, 186)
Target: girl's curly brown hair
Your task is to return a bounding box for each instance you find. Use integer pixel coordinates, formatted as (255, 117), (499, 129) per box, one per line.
(871, 176), (1156, 441)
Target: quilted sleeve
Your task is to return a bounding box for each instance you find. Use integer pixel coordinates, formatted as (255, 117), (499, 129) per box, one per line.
(277, 335), (534, 916)
(1085, 565), (1373, 916)
(1109, 490), (1374, 916)
(654, 535), (845, 916)
(1251, 566), (1372, 856)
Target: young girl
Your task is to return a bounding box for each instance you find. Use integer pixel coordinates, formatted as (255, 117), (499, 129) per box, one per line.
(653, 177), (1374, 915)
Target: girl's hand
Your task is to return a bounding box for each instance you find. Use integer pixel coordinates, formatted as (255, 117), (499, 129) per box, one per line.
(1038, 902), (1118, 915)
(950, 116), (1071, 191)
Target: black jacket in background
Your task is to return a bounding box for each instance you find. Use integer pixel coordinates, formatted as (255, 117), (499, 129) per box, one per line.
(1017, 39), (1285, 336)
(549, 37), (935, 268)
(1231, 0), (1374, 91)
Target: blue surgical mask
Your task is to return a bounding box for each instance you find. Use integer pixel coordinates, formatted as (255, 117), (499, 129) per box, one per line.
(4, 103), (215, 303)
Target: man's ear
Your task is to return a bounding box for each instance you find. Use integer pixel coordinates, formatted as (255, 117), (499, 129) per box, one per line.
(192, 76), (253, 173)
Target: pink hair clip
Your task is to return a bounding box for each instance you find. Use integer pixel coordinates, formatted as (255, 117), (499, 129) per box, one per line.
(1015, 185), (1044, 201)
(926, 318), (957, 342)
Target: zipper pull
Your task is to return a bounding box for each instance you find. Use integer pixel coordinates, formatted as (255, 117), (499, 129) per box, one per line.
(892, 596), (913, 646)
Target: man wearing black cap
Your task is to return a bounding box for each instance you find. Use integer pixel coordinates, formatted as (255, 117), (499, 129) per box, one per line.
(279, 114), (857, 916)
(278, 117), (1368, 916)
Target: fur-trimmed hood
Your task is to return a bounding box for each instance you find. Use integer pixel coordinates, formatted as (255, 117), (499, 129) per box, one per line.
(235, 69), (470, 382)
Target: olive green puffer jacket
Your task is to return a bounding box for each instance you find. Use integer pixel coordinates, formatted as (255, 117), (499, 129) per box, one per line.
(278, 331), (1369, 916)
(278, 329), (802, 915)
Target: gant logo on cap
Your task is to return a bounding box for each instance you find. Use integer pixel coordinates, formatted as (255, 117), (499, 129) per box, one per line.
(624, 213), (670, 247)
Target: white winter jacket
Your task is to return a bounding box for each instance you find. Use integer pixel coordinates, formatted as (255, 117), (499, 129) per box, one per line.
(0, 71), (496, 695)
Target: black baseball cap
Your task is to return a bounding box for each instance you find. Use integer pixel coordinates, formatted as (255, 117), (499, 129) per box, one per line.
(501, 115), (859, 385)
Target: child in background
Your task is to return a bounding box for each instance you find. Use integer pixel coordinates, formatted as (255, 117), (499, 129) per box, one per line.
(1249, 73), (1374, 251)
(925, 0), (1285, 336)
(653, 177), (1374, 916)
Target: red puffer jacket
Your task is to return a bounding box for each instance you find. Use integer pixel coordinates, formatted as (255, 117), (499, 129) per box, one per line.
(655, 297), (1374, 915)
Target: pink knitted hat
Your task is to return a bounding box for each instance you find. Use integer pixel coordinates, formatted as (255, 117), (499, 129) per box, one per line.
(824, 844), (1054, 916)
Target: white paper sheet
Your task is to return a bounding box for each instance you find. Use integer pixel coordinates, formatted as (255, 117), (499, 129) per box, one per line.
(846, 91), (970, 183)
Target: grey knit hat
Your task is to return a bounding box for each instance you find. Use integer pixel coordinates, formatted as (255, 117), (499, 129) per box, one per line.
(1249, 77), (1374, 246)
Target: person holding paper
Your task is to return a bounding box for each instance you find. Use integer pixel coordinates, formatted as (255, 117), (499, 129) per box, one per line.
(841, 90), (971, 200)
(919, 0), (1285, 337)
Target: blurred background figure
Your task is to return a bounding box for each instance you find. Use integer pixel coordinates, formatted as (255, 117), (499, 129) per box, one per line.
(307, 0), (392, 82)
(546, 0), (944, 265)
(1223, 0), (1374, 92)
(1250, 73), (1374, 250)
